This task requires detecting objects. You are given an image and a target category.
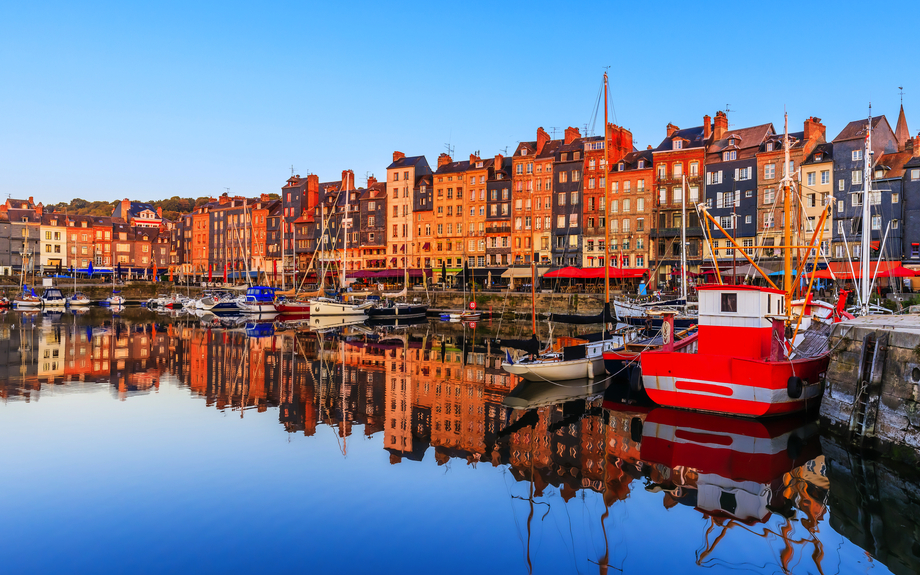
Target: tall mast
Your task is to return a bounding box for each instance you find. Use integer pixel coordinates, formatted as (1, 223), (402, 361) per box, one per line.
(603, 72), (611, 307)
(342, 189), (349, 290)
(860, 106), (872, 315)
(680, 175), (687, 306)
(782, 113), (793, 318)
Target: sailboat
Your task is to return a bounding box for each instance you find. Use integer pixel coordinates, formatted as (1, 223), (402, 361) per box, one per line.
(639, 113), (852, 418)
(14, 249), (41, 309)
(309, 187), (373, 317)
(503, 72), (639, 382)
(367, 244), (429, 320)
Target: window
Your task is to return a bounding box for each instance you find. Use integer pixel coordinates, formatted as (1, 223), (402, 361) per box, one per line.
(911, 169), (920, 181)
(871, 215), (881, 230)
(611, 199), (618, 213)
(673, 163), (683, 178)
(658, 187), (666, 204)
(673, 140), (683, 149)
(569, 214), (577, 227)
(557, 194), (566, 206)
(745, 215), (752, 224)
(851, 170), (863, 184)
(623, 199), (630, 212)
(764, 163), (775, 179)
(764, 213), (774, 228)
(821, 170), (830, 184)
(657, 164), (666, 178)
(852, 193), (863, 207)
(893, 192), (900, 203)
(571, 170), (580, 182)
(721, 293), (738, 313)
(588, 177), (595, 189)
(893, 219), (899, 229)
(557, 215), (565, 228)
(807, 172), (815, 186)
(689, 186), (699, 203)
(764, 189), (775, 204)
(839, 179), (845, 191)
(558, 171), (567, 183)
(673, 186), (682, 203)
(723, 150), (736, 161)
(852, 149), (863, 161)
(570, 192), (578, 205)
(720, 216), (733, 229)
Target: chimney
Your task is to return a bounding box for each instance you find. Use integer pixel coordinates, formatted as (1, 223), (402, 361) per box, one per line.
(260, 193), (271, 202)
(156, 207), (163, 218)
(367, 175), (378, 187)
(804, 116), (826, 143)
(494, 154), (504, 170)
(564, 126), (581, 145)
(608, 124), (633, 162)
(28, 196), (34, 206)
(306, 174), (320, 213)
(469, 153), (481, 164)
(666, 123), (679, 138)
(219, 195), (230, 205)
(437, 153), (452, 168)
(536, 127), (551, 155)
(36, 203), (43, 216)
(703, 115), (712, 140)
(912, 132), (920, 157)
(121, 198), (131, 219)
(713, 111), (728, 141)
(647, 145), (653, 150)
(341, 169), (355, 191)
(392, 151), (405, 162)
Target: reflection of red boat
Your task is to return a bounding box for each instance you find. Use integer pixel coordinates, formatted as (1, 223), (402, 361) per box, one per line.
(640, 285), (840, 417)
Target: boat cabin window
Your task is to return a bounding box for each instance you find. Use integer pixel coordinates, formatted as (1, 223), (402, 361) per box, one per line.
(720, 293), (737, 313)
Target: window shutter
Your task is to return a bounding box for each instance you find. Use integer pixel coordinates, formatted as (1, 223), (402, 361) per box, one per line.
(734, 168), (740, 180)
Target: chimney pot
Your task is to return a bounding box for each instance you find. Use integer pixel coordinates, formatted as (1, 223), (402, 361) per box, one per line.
(703, 115), (712, 140)
(564, 126), (581, 145)
(437, 153), (452, 168)
(713, 112), (728, 140)
(536, 127), (551, 155)
(393, 151), (406, 162)
(666, 123), (679, 138)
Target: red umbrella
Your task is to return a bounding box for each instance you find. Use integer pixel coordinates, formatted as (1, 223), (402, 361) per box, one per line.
(223, 262), (228, 283)
(208, 264), (213, 283)
(273, 260), (277, 285)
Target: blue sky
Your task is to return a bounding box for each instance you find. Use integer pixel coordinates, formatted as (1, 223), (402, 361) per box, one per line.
(1, 1), (916, 205)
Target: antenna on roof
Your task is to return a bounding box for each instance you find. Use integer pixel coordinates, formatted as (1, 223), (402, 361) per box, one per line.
(899, 86), (905, 105)
(444, 142), (455, 157)
(723, 104), (736, 128)
(549, 127), (560, 138)
(291, 165), (294, 177)
(500, 146), (509, 155)
(224, 187), (230, 195)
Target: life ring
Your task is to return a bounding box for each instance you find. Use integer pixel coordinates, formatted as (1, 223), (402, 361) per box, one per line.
(787, 376), (804, 399)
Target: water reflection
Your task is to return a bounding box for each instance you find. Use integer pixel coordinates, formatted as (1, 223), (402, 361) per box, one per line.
(0, 311), (909, 574)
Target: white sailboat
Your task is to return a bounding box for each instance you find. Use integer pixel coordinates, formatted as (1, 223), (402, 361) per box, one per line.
(310, 187), (373, 317)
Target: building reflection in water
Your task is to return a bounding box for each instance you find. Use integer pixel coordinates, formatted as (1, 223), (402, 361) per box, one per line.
(2, 312), (903, 574)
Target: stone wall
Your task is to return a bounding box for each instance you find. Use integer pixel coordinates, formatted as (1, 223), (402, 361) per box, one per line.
(821, 315), (920, 463)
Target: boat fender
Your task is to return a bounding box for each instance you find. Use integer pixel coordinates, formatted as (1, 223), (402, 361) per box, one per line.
(587, 361), (595, 379)
(787, 376), (804, 399)
(629, 367), (643, 393)
(630, 417), (643, 444)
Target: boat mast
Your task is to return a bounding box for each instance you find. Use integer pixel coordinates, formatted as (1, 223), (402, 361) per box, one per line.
(680, 174), (688, 307)
(860, 106), (872, 316)
(782, 113), (793, 318)
(342, 189), (349, 291)
(603, 72), (611, 310)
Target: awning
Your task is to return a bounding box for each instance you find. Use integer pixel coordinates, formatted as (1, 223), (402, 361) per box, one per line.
(348, 270), (378, 278)
(501, 267), (550, 279)
(544, 266), (585, 278)
(545, 266), (647, 279)
(471, 267), (505, 278)
(870, 241), (880, 250)
(810, 261), (916, 280)
(700, 263), (765, 278)
(422, 242), (431, 250)
(373, 269), (433, 278)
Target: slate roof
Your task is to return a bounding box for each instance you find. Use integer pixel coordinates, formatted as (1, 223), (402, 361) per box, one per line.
(762, 131), (807, 150)
(434, 160), (471, 174)
(387, 155), (428, 170)
(654, 126), (707, 151)
(358, 182), (388, 201)
(803, 143), (834, 165)
(7, 209), (40, 223)
(905, 155), (920, 169)
(708, 123), (775, 154)
(833, 115), (891, 142)
(113, 201), (158, 220)
(614, 150), (654, 172)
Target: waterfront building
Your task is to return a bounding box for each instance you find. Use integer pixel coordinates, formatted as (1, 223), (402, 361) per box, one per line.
(412, 171), (434, 272)
(39, 212), (68, 271)
(607, 148), (653, 270)
(703, 121), (775, 271)
(465, 154), (493, 274)
(386, 152), (432, 272)
(830, 115), (898, 262)
(551, 127), (584, 267)
(358, 176), (387, 273)
(800, 142), (835, 259)
(650, 118), (708, 287)
(112, 220), (134, 270)
(432, 154), (470, 279)
(485, 155), (512, 275)
(66, 215), (95, 270)
(902, 133), (920, 270)
(588, 124), (634, 268)
(755, 116), (825, 261)
(112, 199), (162, 228)
(512, 128), (558, 266)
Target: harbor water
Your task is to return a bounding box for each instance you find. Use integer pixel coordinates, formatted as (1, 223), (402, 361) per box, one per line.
(1, 308), (917, 574)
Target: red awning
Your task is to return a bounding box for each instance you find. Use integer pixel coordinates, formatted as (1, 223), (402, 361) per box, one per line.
(870, 241), (880, 250)
(545, 266), (648, 279)
(810, 261), (916, 280)
(422, 242), (431, 250)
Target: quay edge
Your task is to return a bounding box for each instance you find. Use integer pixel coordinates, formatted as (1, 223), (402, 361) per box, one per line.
(821, 314), (920, 464)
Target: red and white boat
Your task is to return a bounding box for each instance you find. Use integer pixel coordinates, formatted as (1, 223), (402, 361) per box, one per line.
(640, 284), (845, 417)
(274, 299), (311, 315)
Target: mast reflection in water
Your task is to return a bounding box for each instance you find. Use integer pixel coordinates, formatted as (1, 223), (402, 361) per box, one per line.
(0, 310), (911, 575)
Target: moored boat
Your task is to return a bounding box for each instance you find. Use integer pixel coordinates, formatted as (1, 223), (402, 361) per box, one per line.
(41, 288), (67, 307)
(68, 292), (92, 307)
(502, 328), (639, 382)
(239, 286), (277, 314)
(367, 300), (428, 318)
(603, 325), (698, 391)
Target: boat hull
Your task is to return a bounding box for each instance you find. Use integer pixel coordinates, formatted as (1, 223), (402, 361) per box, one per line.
(308, 300), (370, 316)
(502, 355), (607, 382)
(367, 304), (429, 317)
(640, 350), (827, 417)
(274, 302), (311, 315)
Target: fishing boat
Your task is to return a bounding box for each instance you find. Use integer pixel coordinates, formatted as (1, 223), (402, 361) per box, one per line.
(602, 324), (698, 391)
(238, 286), (277, 314)
(68, 292), (92, 307)
(41, 287), (67, 308)
(639, 114), (849, 418)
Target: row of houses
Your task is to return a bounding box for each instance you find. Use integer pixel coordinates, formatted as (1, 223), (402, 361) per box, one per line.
(6, 106), (920, 287)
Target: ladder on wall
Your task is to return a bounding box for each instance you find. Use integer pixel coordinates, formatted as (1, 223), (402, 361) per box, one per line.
(848, 330), (887, 448)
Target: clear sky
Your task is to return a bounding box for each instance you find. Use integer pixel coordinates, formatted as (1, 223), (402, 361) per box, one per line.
(1, 0), (916, 205)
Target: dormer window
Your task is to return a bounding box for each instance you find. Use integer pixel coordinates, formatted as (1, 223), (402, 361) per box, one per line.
(637, 160), (645, 169)
(674, 140), (683, 149)
(520, 150), (528, 156)
(476, 162), (483, 168)
(766, 142), (774, 152)
(618, 162), (625, 171)
(728, 138), (735, 146)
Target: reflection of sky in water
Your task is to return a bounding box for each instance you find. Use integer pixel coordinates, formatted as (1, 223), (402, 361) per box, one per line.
(0, 376), (889, 575)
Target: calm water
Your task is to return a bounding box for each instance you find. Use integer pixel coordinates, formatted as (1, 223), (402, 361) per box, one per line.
(1, 309), (917, 575)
